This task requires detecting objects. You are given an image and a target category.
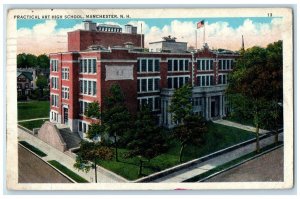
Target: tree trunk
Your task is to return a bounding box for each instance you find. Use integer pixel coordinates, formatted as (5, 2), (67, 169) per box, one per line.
(114, 136), (118, 162)
(139, 159), (143, 176)
(255, 124), (260, 153)
(179, 144), (185, 163)
(94, 159), (97, 183)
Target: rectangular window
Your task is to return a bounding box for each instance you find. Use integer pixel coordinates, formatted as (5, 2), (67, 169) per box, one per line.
(168, 78), (172, 88)
(78, 121), (82, 132)
(210, 60), (214, 70)
(148, 59), (153, 72)
(80, 80), (83, 93)
(201, 60), (205, 70)
(62, 68), (69, 80)
(148, 98), (153, 110)
(185, 77), (189, 85)
(197, 60), (201, 70)
(141, 60), (147, 72)
(154, 79), (159, 90)
(83, 60), (87, 73)
(173, 60), (178, 71)
(51, 77), (58, 89)
(62, 87), (69, 99)
(84, 80), (87, 94)
(154, 59), (160, 71)
(137, 60), (140, 72)
(51, 94), (59, 107)
(93, 81), (96, 95)
(179, 60), (184, 71)
(185, 60), (189, 71)
(141, 79), (147, 92)
(219, 60), (222, 70)
(148, 79), (153, 91)
(80, 60), (83, 73)
(173, 77), (178, 89)
(168, 60), (172, 71)
(137, 79), (140, 92)
(88, 59), (92, 73)
(51, 60), (58, 72)
(88, 81), (92, 95)
(179, 77), (184, 87)
(154, 97), (160, 110)
(92, 59), (96, 73)
(210, 75), (214, 85)
(201, 76), (205, 86)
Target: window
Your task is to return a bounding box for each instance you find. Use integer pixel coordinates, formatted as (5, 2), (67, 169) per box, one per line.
(138, 96), (160, 111)
(138, 58), (160, 73)
(50, 111), (59, 122)
(79, 58), (97, 74)
(51, 60), (58, 72)
(79, 79), (97, 96)
(196, 75), (214, 86)
(218, 74), (228, 84)
(62, 68), (69, 80)
(218, 59), (233, 70)
(78, 120), (89, 134)
(51, 94), (59, 107)
(167, 76), (190, 89)
(62, 87), (69, 99)
(138, 77), (160, 93)
(167, 59), (189, 72)
(197, 59), (214, 71)
(79, 100), (90, 115)
(51, 77), (58, 89)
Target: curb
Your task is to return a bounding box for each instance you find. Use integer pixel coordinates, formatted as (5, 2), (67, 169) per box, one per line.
(134, 130), (283, 182)
(198, 143), (284, 182)
(18, 143), (77, 183)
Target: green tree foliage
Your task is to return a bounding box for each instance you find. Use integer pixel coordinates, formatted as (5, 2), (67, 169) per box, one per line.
(174, 115), (207, 162)
(102, 84), (132, 162)
(125, 105), (168, 176)
(17, 53), (27, 68)
(85, 101), (103, 140)
(169, 84), (193, 124)
(25, 54), (38, 68)
(37, 54), (50, 69)
(74, 140), (113, 182)
(36, 75), (48, 98)
(227, 40), (283, 152)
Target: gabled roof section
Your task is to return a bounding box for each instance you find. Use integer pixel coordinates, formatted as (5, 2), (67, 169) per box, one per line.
(17, 71), (33, 81)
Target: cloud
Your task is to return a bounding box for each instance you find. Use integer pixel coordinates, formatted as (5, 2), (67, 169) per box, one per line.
(17, 18), (283, 55)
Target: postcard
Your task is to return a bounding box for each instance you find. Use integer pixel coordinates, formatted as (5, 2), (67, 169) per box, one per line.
(6, 7), (293, 190)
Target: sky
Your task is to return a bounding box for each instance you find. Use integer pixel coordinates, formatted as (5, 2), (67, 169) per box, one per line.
(17, 17), (283, 55)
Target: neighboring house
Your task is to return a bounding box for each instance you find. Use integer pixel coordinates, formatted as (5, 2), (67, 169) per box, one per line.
(17, 71), (34, 96)
(49, 20), (238, 138)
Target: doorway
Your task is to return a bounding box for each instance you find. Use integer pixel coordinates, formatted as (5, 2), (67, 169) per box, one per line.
(63, 107), (68, 125)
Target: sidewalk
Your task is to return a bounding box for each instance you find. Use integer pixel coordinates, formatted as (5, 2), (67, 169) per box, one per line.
(18, 128), (128, 183)
(213, 119), (269, 134)
(153, 132), (283, 182)
(19, 117), (49, 122)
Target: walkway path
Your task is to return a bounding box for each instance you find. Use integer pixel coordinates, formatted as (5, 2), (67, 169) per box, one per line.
(18, 128), (128, 183)
(213, 119), (269, 134)
(153, 132), (283, 182)
(19, 117), (49, 122)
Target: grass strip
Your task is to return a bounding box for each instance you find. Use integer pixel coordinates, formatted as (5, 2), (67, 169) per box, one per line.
(19, 141), (47, 157)
(183, 141), (283, 182)
(48, 160), (89, 183)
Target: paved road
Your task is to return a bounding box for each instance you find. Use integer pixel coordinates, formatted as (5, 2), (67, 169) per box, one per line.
(206, 147), (283, 182)
(18, 145), (72, 183)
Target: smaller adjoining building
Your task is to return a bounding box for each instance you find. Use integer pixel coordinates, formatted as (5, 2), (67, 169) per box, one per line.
(17, 70), (35, 96)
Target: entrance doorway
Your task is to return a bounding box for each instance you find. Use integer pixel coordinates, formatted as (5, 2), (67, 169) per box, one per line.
(63, 107), (68, 125)
(210, 96), (220, 118)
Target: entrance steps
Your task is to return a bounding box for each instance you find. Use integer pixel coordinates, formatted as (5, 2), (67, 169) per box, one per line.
(57, 127), (82, 150)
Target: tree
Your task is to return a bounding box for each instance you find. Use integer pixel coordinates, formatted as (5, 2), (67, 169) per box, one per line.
(17, 53), (38, 68)
(25, 54), (38, 68)
(85, 101), (104, 140)
(125, 105), (168, 176)
(17, 53), (27, 68)
(227, 41), (283, 152)
(36, 75), (48, 98)
(74, 140), (113, 182)
(102, 84), (131, 162)
(37, 54), (50, 69)
(173, 115), (207, 162)
(169, 84), (193, 124)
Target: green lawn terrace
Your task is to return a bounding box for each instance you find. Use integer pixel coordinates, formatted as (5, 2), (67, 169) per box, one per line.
(96, 122), (255, 181)
(18, 100), (50, 121)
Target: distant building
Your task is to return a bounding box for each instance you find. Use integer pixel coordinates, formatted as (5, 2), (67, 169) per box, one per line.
(49, 20), (238, 138)
(17, 70), (34, 96)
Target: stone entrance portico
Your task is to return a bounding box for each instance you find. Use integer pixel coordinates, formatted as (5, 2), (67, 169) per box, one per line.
(160, 85), (228, 128)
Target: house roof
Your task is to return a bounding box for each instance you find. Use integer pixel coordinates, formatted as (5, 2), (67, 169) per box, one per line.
(17, 71), (33, 81)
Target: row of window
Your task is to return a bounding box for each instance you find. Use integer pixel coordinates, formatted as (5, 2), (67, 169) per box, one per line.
(51, 94), (59, 107)
(51, 60), (58, 72)
(219, 59), (234, 70)
(137, 77), (160, 93)
(196, 75), (214, 87)
(79, 100), (90, 115)
(62, 86), (69, 99)
(167, 76), (189, 89)
(79, 58), (97, 74)
(62, 68), (69, 80)
(51, 77), (59, 89)
(218, 74), (228, 85)
(138, 96), (160, 111)
(137, 58), (160, 73)
(78, 120), (90, 134)
(168, 59), (189, 72)
(50, 111), (59, 122)
(79, 79), (97, 96)
(197, 59), (214, 71)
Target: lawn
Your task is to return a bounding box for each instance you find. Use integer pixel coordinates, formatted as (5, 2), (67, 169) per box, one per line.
(48, 160), (89, 183)
(18, 101), (50, 121)
(19, 141), (47, 157)
(18, 119), (48, 131)
(97, 122), (255, 181)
